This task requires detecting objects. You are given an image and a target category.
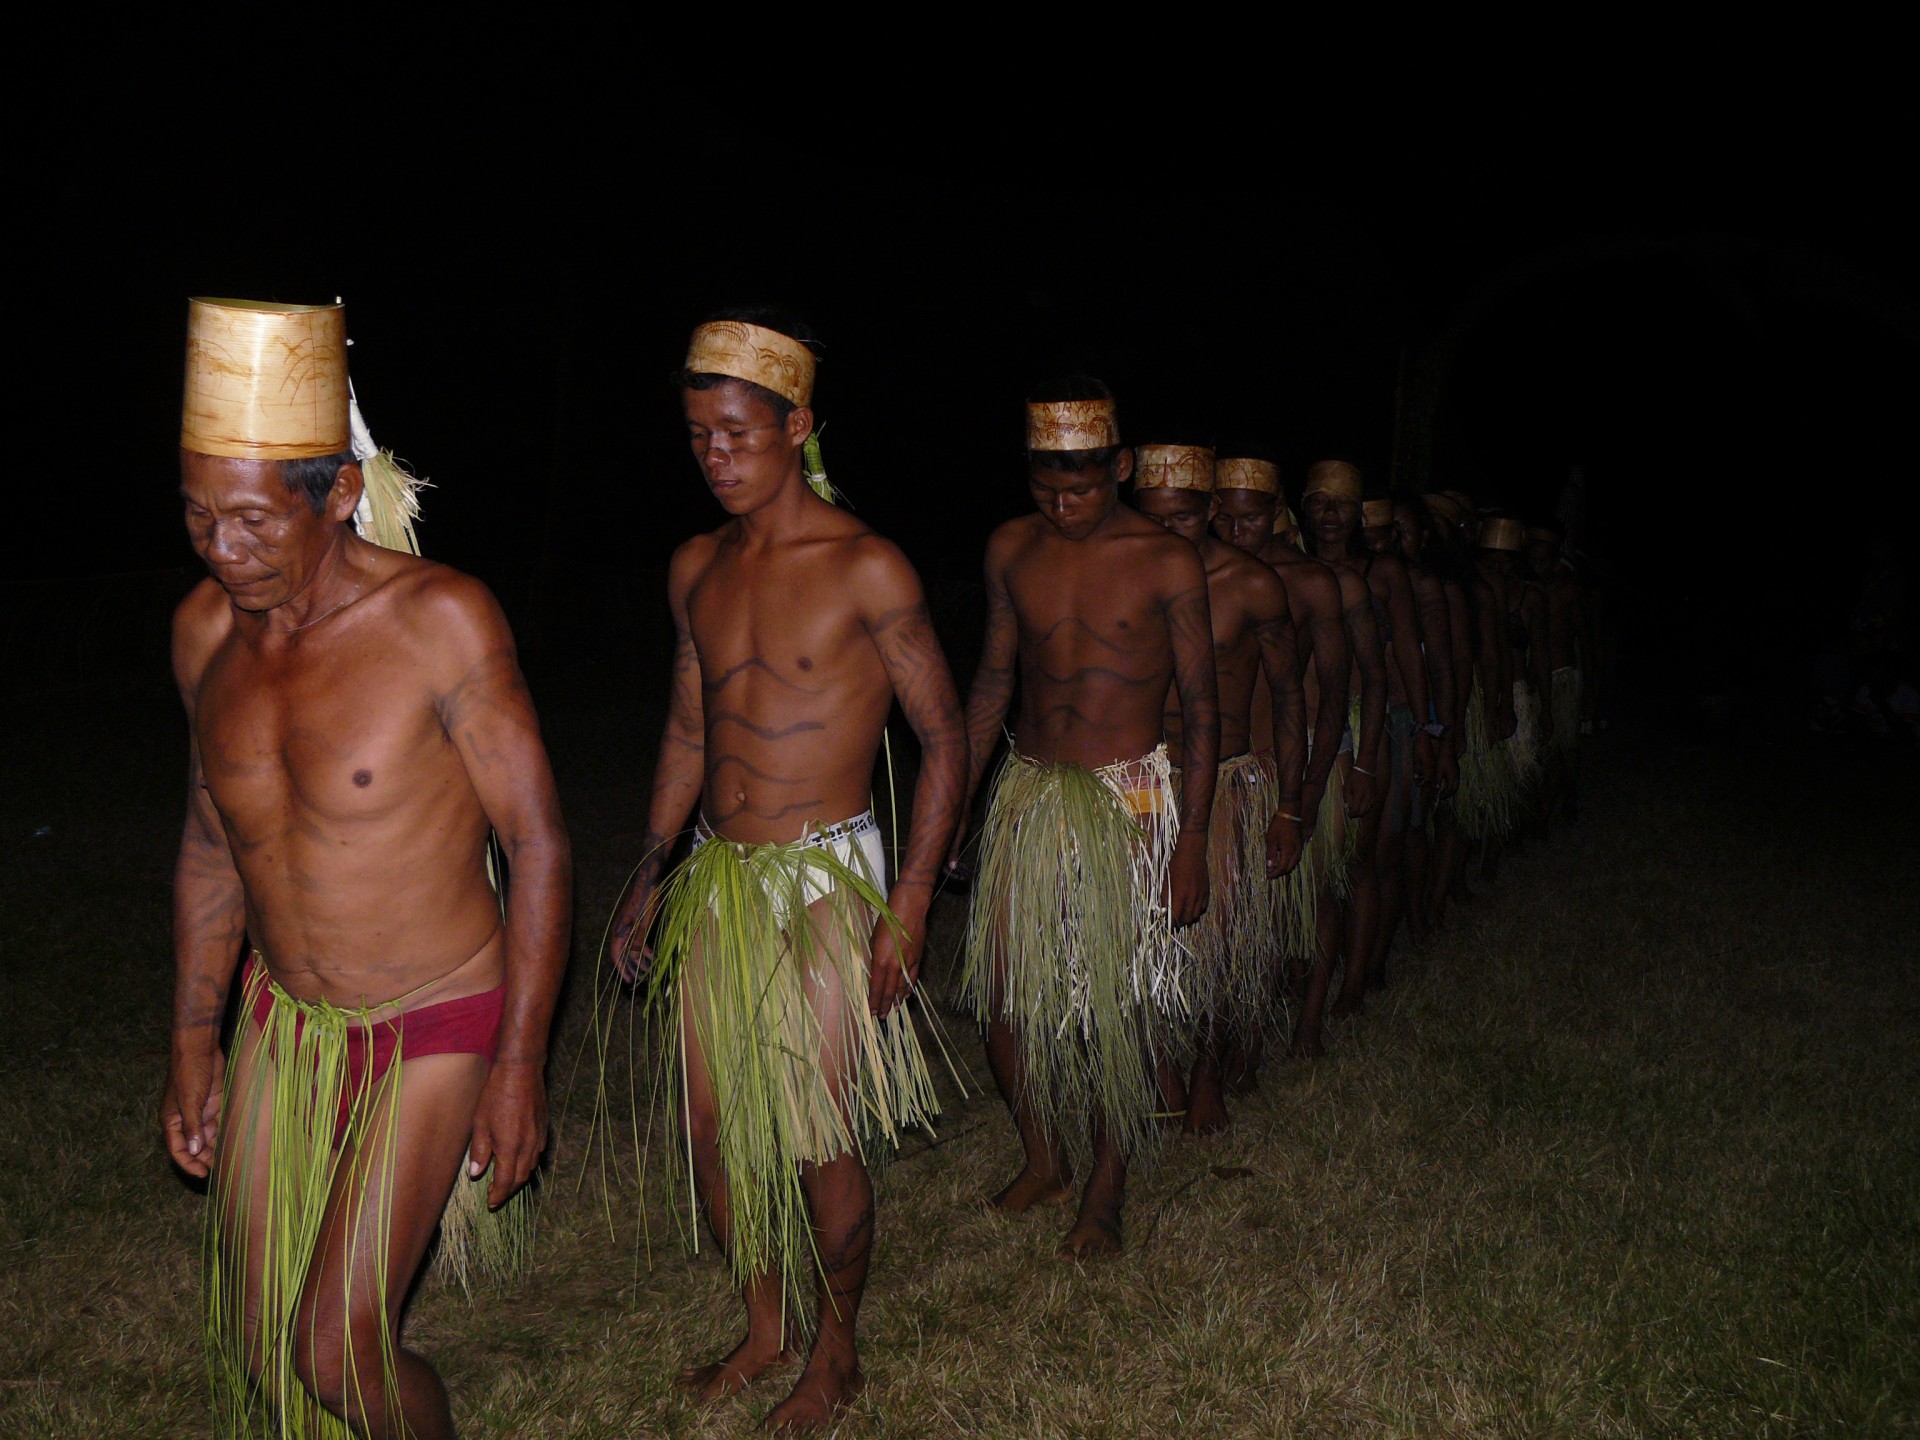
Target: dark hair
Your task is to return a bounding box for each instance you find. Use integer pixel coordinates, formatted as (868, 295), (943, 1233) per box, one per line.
(675, 304), (822, 424)
(1027, 373), (1121, 473)
(280, 450), (356, 515)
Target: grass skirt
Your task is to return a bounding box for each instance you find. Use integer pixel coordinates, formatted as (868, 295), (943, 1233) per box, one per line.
(205, 964), (531, 1440)
(1456, 677), (1520, 840)
(958, 746), (1183, 1169)
(1175, 752), (1294, 1041)
(1298, 736), (1357, 907)
(1550, 666), (1581, 759)
(1502, 681), (1543, 802)
(645, 828), (941, 1322)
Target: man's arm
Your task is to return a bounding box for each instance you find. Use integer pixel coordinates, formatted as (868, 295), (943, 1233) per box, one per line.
(1474, 577), (1515, 737)
(948, 534), (1020, 869)
(1413, 569), (1459, 792)
(430, 577), (574, 1208)
(858, 545), (967, 1015)
(1301, 570), (1350, 828)
(163, 732), (247, 1179)
(1340, 568), (1387, 816)
(1165, 545), (1218, 925)
(1524, 585), (1554, 740)
(1377, 556), (1434, 781)
(1445, 580), (1475, 769)
(611, 546), (709, 977)
(1249, 572), (1305, 877)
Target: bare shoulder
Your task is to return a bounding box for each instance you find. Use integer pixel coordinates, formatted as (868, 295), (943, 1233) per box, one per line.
(1107, 508), (1203, 588)
(668, 530), (724, 604)
(1218, 546), (1289, 618)
(171, 577), (233, 700)
(387, 558), (512, 652)
(837, 531), (929, 619)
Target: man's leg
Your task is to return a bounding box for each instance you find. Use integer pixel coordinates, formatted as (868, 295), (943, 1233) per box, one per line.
(983, 952), (1074, 1212)
(1365, 725), (1416, 991)
(765, 893), (879, 1431)
(1060, 1121), (1127, 1260)
(675, 933), (795, 1401)
(289, 1050), (490, 1440)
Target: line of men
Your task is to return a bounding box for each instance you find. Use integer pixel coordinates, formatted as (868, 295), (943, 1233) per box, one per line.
(163, 302), (1594, 1437)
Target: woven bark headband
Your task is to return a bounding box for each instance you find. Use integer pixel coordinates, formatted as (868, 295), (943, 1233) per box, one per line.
(1479, 517), (1527, 551)
(1027, 399), (1119, 451)
(1134, 444), (1216, 490)
(684, 321), (817, 407)
(1302, 461), (1364, 502)
(1216, 458), (1280, 495)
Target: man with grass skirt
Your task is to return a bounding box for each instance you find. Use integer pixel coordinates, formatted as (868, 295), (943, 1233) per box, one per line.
(1527, 518), (1586, 832)
(164, 298), (572, 1440)
(1132, 446), (1307, 1133)
(1475, 515), (1553, 882)
(1356, 496), (1458, 974)
(1211, 460), (1358, 1062)
(1384, 499), (1468, 944)
(949, 380), (1218, 1259)
(1423, 491), (1515, 924)
(609, 311), (966, 1431)
(1294, 463), (1398, 1035)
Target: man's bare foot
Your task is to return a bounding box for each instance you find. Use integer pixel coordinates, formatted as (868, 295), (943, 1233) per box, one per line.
(676, 1336), (799, 1402)
(1183, 1085), (1230, 1136)
(1223, 1063), (1260, 1098)
(1058, 1211), (1123, 1261)
(1289, 1032), (1325, 1060)
(1330, 990), (1365, 1019)
(764, 1356), (865, 1434)
(988, 1166), (1074, 1213)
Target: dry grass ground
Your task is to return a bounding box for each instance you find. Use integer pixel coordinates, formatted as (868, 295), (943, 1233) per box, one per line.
(2, 692), (1915, 1439)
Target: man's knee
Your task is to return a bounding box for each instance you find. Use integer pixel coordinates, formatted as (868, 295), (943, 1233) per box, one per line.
(290, 1300), (388, 1415)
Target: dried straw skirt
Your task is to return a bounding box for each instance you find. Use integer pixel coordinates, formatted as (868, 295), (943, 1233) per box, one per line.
(958, 746), (1184, 1168)
(1173, 751), (1296, 1041)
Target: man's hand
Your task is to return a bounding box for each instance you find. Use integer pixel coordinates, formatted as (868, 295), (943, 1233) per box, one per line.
(468, 1058), (548, 1209)
(1414, 732), (1437, 787)
(161, 1045), (225, 1179)
(943, 817), (973, 885)
(609, 871), (661, 984)
(1168, 834), (1209, 928)
(1346, 761), (1377, 817)
(1265, 810), (1303, 878)
(1299, 780), (1325, 845)
(868, 888), (929, 1018)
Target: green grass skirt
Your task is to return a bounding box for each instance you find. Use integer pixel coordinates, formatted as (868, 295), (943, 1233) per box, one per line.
(958, 747), (1184, 1169)
(645, 828), (942, 1323)
(205, 963), (532, 1439)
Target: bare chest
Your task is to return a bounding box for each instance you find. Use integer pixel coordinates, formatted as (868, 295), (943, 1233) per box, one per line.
(1008, 559), (1166, 675)
(686, 558), (875, 710)
(196, 637), (451, 834)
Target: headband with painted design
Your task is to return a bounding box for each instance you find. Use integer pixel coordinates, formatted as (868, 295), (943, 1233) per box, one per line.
(1216, 457), (1280, 495)
(1302, 460), (1364, 502)
(1027, 398), (1119, 452)
(1423, 492), (1464, 524)
(1135, 444), (1216, 491)
(684, 320), (817, 408)
(1478, 517), (1527, 551)
(182, 298), (349, 460)
(1362, 498), (1395, 527)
